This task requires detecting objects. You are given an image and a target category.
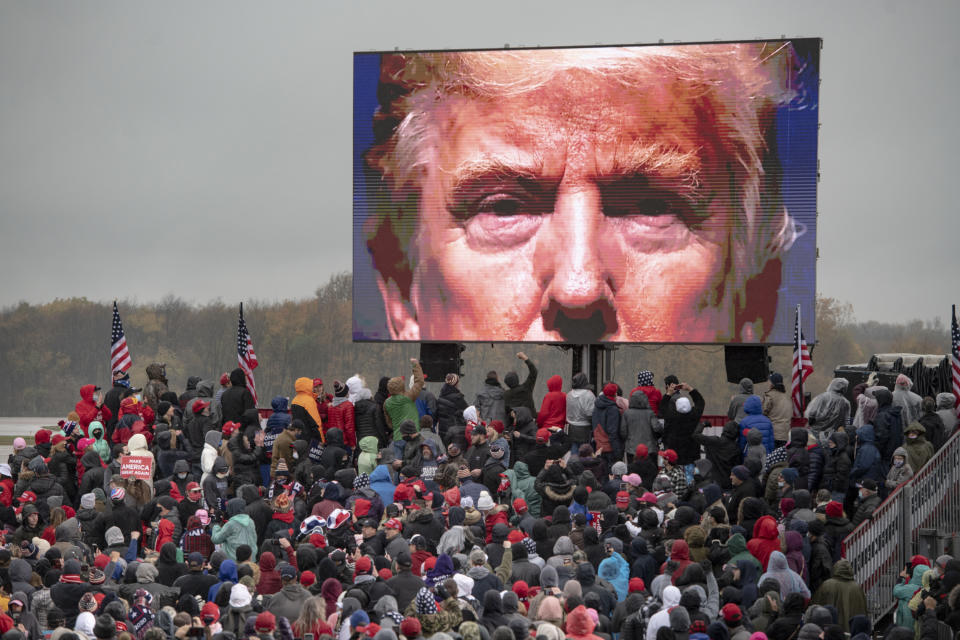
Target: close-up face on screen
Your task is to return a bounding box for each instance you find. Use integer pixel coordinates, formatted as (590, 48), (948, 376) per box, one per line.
(353, 40), (819, 344)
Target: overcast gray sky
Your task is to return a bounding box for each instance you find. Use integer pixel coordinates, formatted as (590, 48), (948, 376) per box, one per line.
(1, 1), (957, 325)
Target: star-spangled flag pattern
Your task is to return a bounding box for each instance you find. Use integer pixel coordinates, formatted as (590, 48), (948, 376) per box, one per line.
(237, 303), (258, 405)
(951, 305), (960, 416)
(793, 304), (813, 418)
(111, 301), (132, 373)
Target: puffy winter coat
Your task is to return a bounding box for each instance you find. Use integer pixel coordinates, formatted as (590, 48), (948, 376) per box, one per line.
(436, 383), (467, 438)
(739, 396), (775, 453)
(327, 398), (356, 448)
(567, 376), (597, 443)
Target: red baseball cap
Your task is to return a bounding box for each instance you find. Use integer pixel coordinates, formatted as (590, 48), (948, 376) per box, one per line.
(355, 556), (372, 575)
(312, 378), (323, 387)
(187, 482), (201, 493)
(629, 578), (645, 593)
(659, 449), (678, 463)
(384, 518), (403, 531)
(507, 530), (526, 544)
(616, 491), (630, 505)
(536, 428), (550, 443)
(192, 400), (210, 414)
(219, 373), (230, 386)
(512, 498), (528, 515)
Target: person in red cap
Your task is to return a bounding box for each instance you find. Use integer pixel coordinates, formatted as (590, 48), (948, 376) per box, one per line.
(615, 491), (633, 513)
(254, 611), (276, 639)
(351, 554), (395, 604)
(659, 449), (687, 495)
(628, 443), (659, 490)
(399, 617), (422, 640)
(721, 602), (747, 637)
(823, 501), (854, 562)
(593, 382), (624, 463)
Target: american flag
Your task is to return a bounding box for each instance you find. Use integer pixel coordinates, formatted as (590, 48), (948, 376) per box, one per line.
(793, 304), (813, 418)
(952, 305), (960, 416)
(237, 303), (259, 405)
(111, 301), (132, 373)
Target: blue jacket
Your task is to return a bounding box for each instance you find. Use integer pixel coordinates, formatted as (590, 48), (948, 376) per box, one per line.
(207, 559), (238, 602)
(739, 396), (775, 453)
(369, 465), (396, 507)
(850, 425), (886, 483)
(598, 552), (630, 601)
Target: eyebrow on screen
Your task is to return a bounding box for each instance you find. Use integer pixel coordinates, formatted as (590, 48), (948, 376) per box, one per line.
(448, 157), (546, 189)
(446, 146), (706, 212)
(605, 144), (704, 199)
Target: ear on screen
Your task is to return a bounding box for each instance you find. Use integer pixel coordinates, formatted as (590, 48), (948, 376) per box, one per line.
(377, 277), (420, 341)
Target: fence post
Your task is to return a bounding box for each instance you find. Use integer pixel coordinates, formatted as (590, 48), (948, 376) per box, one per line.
(903, 481), (912, 562)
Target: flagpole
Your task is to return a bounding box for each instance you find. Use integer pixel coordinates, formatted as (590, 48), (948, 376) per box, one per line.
(796, 303), (804, 414)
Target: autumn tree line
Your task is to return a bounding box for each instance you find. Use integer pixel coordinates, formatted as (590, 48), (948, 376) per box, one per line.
(0, 272), (951, 417)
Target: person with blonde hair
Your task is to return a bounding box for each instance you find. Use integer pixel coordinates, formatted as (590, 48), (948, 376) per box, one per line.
(293, 596), (333, 639)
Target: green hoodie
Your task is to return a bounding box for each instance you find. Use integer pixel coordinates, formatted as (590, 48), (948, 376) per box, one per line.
(211, 513), (256, 561)
(88, 421), (111, 464)
(504, 461), (542, 518)
(893, 564), (929, 628)
(358, 436), (380, 475)
(727, 533), (763, 573)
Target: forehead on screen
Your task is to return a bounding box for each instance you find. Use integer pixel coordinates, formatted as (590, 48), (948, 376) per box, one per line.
(380, 43), (794, 100)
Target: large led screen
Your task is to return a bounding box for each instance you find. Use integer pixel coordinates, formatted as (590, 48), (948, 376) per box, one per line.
(354, 39), (820, 344)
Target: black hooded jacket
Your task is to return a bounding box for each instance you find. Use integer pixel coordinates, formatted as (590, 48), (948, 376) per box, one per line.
(220, 368), (256, 425)
(503, 359), (538, 417)
(694, 420), (741, 489)
(436, 383), (467, 441)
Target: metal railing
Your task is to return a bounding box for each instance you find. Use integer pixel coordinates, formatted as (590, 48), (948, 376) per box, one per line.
(842, 428), (960, 623)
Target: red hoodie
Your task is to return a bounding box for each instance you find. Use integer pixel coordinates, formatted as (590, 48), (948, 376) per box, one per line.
(660, 539), (693, 583)
(565, 605), (604, 640)
(257, 551), (282, 595)
(747, 515), (782, 570)
(154, 518), (175, 551)
(537, 375), (567, 428)
(628, 385), (662, 416)
(75, 385), (112, 436)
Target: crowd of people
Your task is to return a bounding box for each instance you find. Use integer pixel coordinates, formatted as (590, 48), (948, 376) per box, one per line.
(2, 355), (959, 640)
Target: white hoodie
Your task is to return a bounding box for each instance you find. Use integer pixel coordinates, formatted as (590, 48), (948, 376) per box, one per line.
(646, 585), (682, 640)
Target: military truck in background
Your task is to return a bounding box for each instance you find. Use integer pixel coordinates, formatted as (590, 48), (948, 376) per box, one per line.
(833, 353), (953, 402)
